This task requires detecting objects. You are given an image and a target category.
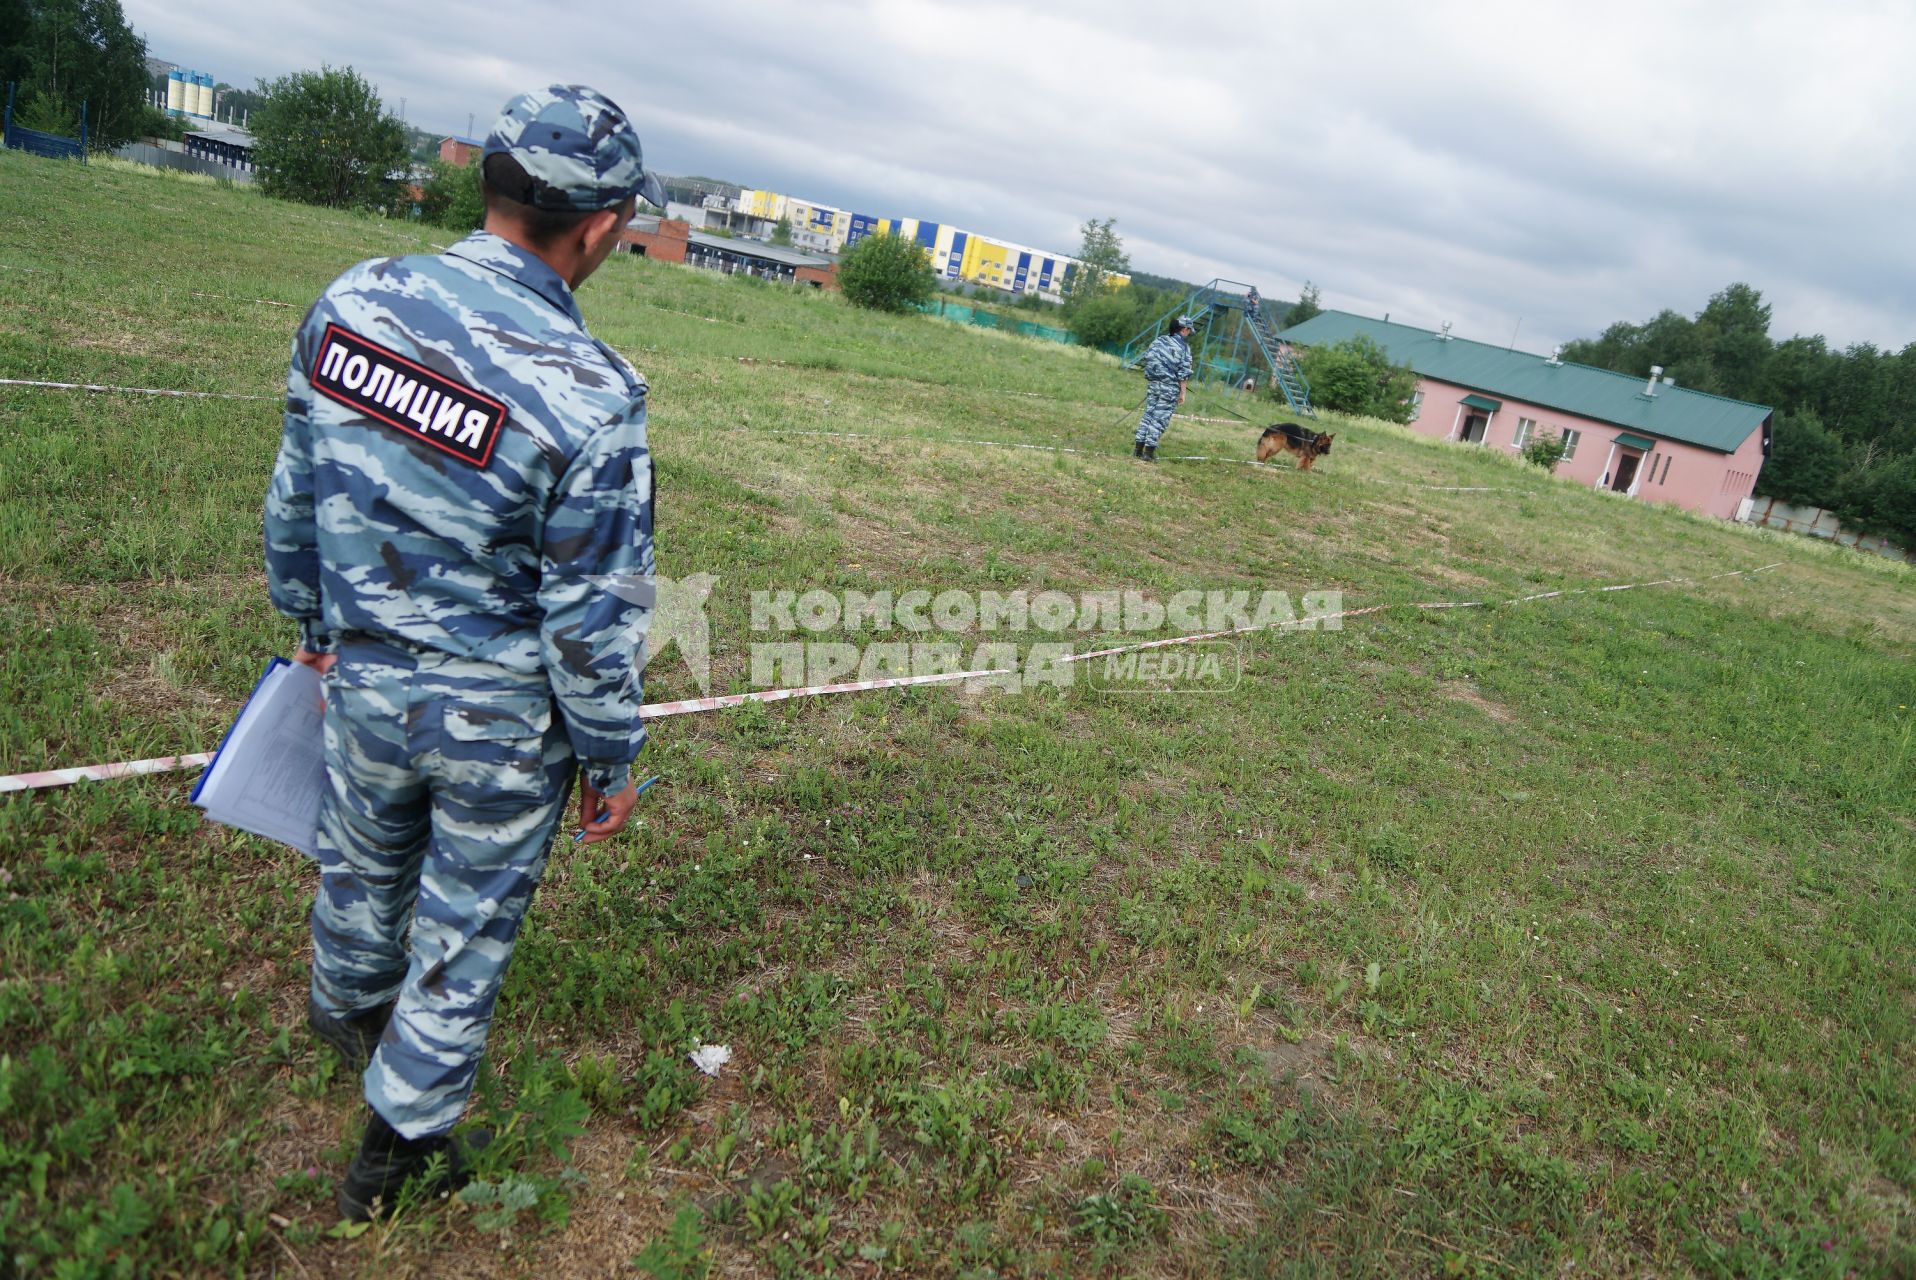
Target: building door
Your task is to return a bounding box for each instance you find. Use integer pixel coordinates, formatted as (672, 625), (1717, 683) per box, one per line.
(1461, 413), (1488, 443)
(1610, 452), (1641, 492)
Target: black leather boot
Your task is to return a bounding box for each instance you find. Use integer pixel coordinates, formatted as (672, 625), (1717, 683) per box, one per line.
(1143, 445), (1158, 462)
(336, 1109), (491, 1222)
(307, 995), (396, 1070)
(1133, 440), (1144, 458)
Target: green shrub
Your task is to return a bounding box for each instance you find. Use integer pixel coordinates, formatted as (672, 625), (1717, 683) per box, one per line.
(251, 66), (408, 211)
(1833, 450), (1916, 546)
(415, 158), (484, 232)
(1522, 432), (1570, 472)
(1297, 335), (1417, 422)
(1067, 292), (1140, 347)
(1754, 409), (1844, 507)
(837, 233), (937, 313)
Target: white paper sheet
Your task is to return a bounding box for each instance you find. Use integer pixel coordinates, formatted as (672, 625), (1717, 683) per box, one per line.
(193, 660), (326, 857)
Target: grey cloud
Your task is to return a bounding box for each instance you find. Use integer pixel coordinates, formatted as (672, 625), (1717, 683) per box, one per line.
(126, 0), (1916, 352)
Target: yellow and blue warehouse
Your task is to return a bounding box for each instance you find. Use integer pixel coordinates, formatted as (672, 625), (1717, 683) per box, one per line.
(732, 190), (1126, 302)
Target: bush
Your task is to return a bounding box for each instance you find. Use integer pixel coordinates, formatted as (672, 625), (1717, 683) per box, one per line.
(1067, 292), (1140, 347)
(414, 159), (484, 232)
(837, 233), (937, 313)
(1297, 335), (1417, 422)
(1754, 408), (1845, 508)
(251, 65), (408, 211)
(1833, 452), (1916, 547)
(1522, 432), (1570, 472)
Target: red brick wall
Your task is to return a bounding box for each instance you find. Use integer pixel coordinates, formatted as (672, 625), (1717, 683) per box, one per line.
(618, 219), (690, 264)
(795, 264), (840, 291)
(439, 138), (480, 167)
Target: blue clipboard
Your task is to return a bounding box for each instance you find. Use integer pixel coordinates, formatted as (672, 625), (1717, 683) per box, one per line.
(189, 656), (290, 804)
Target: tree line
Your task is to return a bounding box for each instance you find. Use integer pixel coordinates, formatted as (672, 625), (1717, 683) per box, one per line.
(1, 0), (159, 148)
(1562, 284), (1916, 545)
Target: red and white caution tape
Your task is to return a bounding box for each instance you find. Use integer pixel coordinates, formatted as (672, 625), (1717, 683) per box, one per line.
(0, 563), (1782, 795)
(0, 751), (216, 793)
(638, 662), (1020, 719)
(0, 378), (275, 402)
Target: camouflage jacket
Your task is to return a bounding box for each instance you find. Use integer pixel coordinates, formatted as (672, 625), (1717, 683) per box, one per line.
(265, 231), (654, 793)
(1143, 332), (1193, 383)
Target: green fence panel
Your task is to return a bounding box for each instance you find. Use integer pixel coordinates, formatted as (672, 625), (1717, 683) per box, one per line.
(1015, 321), (1073, 342)
(920, 297), (1078, 346)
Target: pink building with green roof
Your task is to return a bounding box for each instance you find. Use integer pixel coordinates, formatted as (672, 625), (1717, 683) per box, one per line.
(1279, 312), (1774, 519)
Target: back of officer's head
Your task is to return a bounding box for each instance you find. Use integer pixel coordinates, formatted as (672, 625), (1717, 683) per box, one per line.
(480, 85), (665, 247)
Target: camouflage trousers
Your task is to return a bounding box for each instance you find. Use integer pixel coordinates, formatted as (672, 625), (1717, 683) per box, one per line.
(312, 637), (574, 1139)
(1135, 381), (1180, 447)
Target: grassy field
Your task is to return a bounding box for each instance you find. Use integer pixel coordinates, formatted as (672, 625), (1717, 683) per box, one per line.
(1, 149), (1912, 1278)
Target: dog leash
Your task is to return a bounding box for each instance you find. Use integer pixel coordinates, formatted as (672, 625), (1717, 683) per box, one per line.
(1106, 393), (1148, 434)
(1183, 393), (1258, 425)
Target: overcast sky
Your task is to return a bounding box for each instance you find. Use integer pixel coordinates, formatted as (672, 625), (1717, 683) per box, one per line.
(129, 0), (1915, 356)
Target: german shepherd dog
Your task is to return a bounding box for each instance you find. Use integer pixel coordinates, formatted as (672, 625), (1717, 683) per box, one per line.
(1256, 422), (1336, 471)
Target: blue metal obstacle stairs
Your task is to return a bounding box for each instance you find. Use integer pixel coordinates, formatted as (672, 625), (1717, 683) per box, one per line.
(3, 83), (88, 162)
(1119, 278), (1313, 416)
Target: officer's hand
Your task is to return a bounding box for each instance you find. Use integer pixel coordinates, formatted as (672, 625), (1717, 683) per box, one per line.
(293, 648), (337, 676)
(577, 776), (640, 845)
(294, 649), (336, 711)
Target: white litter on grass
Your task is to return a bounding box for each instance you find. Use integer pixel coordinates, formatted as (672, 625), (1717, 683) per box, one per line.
(689, 1044), (732, 1077)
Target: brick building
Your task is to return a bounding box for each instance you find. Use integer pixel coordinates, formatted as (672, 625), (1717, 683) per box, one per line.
(619, 215), (691, 263)
(438, 135), (481, 167)
(619, 217), (839, 290)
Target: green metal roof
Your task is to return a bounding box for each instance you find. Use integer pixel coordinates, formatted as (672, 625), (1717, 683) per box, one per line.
(1278, 311), (1772, 454)
(1613, 432), (1656, 451)
(1459, 393), (1502, 411)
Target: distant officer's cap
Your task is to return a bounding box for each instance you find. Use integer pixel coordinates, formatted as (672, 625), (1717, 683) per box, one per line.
(483, 84), (666, 212)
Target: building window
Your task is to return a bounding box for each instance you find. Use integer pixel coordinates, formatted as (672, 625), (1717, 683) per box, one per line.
(1558, 428), (1580, 460)
(1408, 390), (1425, 420)
(1513, 417), (1537, 448)
(1659, 455), (1673, 485)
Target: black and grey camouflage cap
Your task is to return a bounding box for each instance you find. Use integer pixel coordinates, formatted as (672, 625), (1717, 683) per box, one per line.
(482, 84), (667, 212)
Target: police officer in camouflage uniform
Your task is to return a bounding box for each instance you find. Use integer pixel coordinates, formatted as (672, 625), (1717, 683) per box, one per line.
(263, 84), (667, 1221)
(1134, 314), (1196, 462)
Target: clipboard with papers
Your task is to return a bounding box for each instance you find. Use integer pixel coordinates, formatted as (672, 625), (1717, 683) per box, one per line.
(191, 657), (328, 858)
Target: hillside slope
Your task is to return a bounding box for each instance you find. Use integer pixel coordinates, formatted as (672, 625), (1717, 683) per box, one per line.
(1, 150), (1910, 1278)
